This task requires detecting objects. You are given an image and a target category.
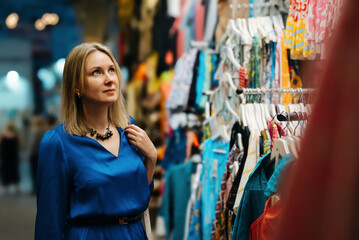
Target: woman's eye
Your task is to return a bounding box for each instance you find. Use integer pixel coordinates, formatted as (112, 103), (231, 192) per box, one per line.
(93, 70), (100, 75)
(109, 68), (115, 73)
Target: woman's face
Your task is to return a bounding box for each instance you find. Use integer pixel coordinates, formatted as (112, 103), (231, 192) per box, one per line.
(81, 50), (119, 107)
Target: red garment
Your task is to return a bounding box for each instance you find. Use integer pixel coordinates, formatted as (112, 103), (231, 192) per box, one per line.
(277, 1), (359, 240)
(250, 196), (282, 240)
(194, 0), (205, 41)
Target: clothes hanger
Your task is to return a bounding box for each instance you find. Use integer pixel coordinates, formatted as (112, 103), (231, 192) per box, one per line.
(248, 18), (256, 37)
(271, 137), (290, 168)
(236, 18), (252, 44)
(225, 99), (239, 122)
(224, 46), (241, 70)
(222, 72), (238, 91)
(216, 24), (231, 51)
(240, 104), (248, 127)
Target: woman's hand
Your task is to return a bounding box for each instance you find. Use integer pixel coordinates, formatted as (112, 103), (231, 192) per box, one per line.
(124, 124), (157, 184)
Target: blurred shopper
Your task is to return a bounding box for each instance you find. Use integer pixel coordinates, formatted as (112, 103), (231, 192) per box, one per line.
(35, 42), (157, 240)
(28, 116), (47, 195)
(0, 121), (20, 194)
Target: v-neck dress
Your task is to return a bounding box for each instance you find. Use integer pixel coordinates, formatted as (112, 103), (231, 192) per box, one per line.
(35, 123), (153, 240)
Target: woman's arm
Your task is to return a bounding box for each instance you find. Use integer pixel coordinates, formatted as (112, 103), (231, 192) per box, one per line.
(35, 130), (70, 240)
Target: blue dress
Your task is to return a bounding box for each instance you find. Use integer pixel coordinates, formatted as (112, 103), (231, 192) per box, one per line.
(35, 122), (153, 240)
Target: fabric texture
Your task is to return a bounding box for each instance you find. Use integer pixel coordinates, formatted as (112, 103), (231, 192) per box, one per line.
(231, 153), (274, 240)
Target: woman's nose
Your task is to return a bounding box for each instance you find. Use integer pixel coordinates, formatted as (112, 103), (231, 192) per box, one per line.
(104, 72), (114, 85)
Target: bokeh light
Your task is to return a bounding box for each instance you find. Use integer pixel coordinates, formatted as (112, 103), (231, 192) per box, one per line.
(5, 13), (19, 29)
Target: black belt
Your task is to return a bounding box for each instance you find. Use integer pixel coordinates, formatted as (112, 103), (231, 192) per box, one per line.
(66, 214), (143, 226)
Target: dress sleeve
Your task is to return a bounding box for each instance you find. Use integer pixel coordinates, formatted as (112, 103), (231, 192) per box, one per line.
(35, 130), (70, 240)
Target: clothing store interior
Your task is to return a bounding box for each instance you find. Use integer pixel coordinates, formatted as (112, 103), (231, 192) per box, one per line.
(1, 0), (359, 239)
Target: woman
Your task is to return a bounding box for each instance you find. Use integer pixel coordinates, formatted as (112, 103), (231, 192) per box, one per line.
(35, 42), (157, 240)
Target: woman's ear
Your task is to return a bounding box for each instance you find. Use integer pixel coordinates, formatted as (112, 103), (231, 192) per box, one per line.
(75, 89), (82, 97)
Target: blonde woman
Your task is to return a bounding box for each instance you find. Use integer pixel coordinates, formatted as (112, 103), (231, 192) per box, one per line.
(35, 42), (157, 240)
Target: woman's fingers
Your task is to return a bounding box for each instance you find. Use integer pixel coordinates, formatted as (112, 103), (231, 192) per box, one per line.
(124, 125), (156, 161)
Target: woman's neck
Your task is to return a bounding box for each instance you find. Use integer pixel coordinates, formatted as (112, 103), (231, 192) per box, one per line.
(82, 104), (110, 132)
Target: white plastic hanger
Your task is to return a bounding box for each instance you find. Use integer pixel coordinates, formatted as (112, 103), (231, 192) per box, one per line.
(225, 99), (239, 122)
(222, 72), (238, 91)
(212, 124), (230, 143)
(216, 20), (233, 52)
(271, 138), (290, 168)
(240, 104), (248, 127)
(236, 18), (252, 44)
(248, 18), (256, 37)
(224, 46), (241, 70)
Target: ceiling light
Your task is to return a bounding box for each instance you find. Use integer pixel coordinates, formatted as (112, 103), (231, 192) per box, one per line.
(6, 71), (20, 91)
(5, 13), (19, 29)
(35, 19), (46, 31)
(42, 13), (59, 26)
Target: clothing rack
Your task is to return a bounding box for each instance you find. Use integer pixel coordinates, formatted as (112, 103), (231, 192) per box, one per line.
(202, 88), (315, 96)
(277, 111), (309, 121)
(229, 2), (274, 9)
(235, 88), (315, 95)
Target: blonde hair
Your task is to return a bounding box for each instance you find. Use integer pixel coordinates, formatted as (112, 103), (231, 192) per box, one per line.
(61, 42), (128, 136)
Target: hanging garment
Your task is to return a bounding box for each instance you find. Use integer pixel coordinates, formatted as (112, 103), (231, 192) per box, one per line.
(159, 161), (194, 240)
(184, 162), (203, 240)
(265, 154), (294, 197)
(187, 171), (204, 240)
(248, 35), (262, 89)
(226, 125), (251, 212)
(231, 153), (274, 240)
(249, 195), (283, 240)
(233, 127), (261, 213)
(160, 126), (187, 171)
(166, 48), (198, 113)
(188, 50), (201, 112)
(211, 144), (244, 240)
(201, 138), (230, 240)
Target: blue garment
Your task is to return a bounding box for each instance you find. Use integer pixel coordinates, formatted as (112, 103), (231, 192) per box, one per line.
(265, 154), (294, 197)
(35, 121), (153, 240)
(160, 127), (187, 171)
(231, 153), (273, 240)
(187, 172), (203, 240)
(159, 161), (193, 240)
(201, 138), (230, 240)
(211, 53), (219, 89)
(195, 50), (205, 108)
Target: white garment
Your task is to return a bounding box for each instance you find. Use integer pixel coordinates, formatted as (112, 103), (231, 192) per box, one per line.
(167, 0), (181, 17)
(233, 125), (260, 213)
(204, 0), (218, 42)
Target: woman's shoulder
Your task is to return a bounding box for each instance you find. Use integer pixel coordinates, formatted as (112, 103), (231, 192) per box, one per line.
(40, 124), (67, 146)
